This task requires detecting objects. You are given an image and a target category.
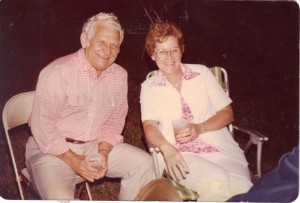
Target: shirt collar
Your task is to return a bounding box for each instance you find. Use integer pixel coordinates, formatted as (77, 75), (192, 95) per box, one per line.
(151, 64), (200, 86)
(77, 48), (91, 72)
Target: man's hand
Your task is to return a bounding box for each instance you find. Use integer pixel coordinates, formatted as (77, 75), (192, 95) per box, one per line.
(58, 150), (102, 182)
(93, 150), (109, 179)
(95, 141), (113, 179)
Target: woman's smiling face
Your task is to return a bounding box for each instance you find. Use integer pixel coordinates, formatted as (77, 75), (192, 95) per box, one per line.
(151, 36), (182, 77)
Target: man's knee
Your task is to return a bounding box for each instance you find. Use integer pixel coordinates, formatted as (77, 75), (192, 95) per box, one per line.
(41, 186), (75, 200)
(139, 153), (153, 172)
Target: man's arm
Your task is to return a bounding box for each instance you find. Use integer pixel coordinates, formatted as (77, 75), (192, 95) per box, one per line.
(31, 65), (70, 155)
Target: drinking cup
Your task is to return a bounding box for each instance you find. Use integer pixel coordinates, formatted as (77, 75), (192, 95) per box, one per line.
(172, 118), (189, 139)
(86, 153), (102, 170)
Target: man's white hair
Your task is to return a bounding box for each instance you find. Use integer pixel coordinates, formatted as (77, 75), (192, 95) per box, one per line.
(82, 12), (124, 44)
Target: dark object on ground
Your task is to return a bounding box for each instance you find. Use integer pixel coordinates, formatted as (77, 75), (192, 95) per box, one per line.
(228, 144), (299, 202)
(134, 178), (183, 201)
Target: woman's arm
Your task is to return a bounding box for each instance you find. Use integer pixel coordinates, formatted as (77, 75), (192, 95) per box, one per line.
(143, 120), (168, 148)
(143, 120), (189, 180)
(201, 104), (234, 132)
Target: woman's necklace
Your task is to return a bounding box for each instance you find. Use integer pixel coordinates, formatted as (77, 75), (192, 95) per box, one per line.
(167, 71), (182, 89)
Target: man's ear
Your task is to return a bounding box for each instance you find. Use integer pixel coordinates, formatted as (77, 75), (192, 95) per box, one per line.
(151, 55), (156, 61)
(80, 32), (89, 48)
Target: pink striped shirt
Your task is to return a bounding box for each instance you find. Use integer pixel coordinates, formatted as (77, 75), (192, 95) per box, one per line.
(30, 49), (128, 155)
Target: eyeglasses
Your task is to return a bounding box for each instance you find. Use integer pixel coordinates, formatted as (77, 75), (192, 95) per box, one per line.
(154, 48), (181, 59)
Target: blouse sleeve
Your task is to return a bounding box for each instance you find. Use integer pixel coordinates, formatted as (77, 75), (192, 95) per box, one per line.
(140, 82), (158, 122)
(204, 68), (232, 111)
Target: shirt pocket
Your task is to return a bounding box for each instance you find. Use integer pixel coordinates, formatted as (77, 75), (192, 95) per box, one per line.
(94, 96), (117, 119)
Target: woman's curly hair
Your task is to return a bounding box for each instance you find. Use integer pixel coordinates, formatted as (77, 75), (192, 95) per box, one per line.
(145, 21), (185, 57)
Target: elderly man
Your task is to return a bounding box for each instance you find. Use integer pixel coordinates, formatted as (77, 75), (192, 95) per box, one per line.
(25, 12), (153, 200)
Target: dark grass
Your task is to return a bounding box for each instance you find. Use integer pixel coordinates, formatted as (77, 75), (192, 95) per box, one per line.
(0, 0), (299, 200)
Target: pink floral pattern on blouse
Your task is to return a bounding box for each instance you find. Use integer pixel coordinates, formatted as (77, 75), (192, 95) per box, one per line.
(181, 97), (194, 122)
(175, 138), (219, 154)
(150, 64), (200, 86)
(182, 65), (200, 80)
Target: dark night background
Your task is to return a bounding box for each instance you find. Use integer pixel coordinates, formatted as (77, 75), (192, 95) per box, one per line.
(0, 0), (299, 200)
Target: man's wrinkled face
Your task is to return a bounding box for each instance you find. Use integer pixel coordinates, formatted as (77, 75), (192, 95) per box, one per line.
(81, 24), (120, 75)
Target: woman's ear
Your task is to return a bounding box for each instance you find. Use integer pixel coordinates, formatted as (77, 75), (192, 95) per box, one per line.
(80, 32), (89, 48)
(181, 45), (185, 53)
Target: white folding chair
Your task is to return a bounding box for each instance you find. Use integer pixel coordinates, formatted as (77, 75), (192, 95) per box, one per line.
(146, 66), (269, 180)
(2, 91), (93, 200)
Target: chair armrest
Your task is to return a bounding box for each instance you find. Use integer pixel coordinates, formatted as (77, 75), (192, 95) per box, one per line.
(149, 146), (161, 179)
(149, 146), (160, 153)
(233, 125), (269, 178)
(233, 125), (269, 143)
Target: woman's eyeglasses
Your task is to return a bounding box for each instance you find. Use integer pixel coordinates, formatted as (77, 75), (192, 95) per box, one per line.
(154, 48), (181, 59)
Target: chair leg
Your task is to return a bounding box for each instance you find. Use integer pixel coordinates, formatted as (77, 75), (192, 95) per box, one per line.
(18, 180), (25, 200)
(256, 142), (263, 178)
(75, 183), (84, 199)
(20, 181), (27, 200)
(149, 147), (161, 179)
(85, 182), (93, 200)
(76, 182), (92, 200)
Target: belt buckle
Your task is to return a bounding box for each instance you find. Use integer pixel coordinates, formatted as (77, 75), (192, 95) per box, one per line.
(66, 138), (84, 144)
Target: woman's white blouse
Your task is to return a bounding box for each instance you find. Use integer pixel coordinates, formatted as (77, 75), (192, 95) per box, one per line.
(140, 64), (248, 166)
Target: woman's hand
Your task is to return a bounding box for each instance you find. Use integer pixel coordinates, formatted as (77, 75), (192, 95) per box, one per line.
(160, 142), (189, 180)
(175, 123), (201, 143)
(143, 120), (189, 180)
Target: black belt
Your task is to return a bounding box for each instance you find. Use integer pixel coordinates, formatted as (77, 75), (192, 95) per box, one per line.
(66, 138), (90, 144)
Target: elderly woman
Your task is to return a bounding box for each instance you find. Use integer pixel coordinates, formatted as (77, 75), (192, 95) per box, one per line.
(140, 21), (252, 201)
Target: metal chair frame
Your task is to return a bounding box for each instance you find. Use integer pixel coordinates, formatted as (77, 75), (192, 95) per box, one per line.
(2, 91), (93, 200)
